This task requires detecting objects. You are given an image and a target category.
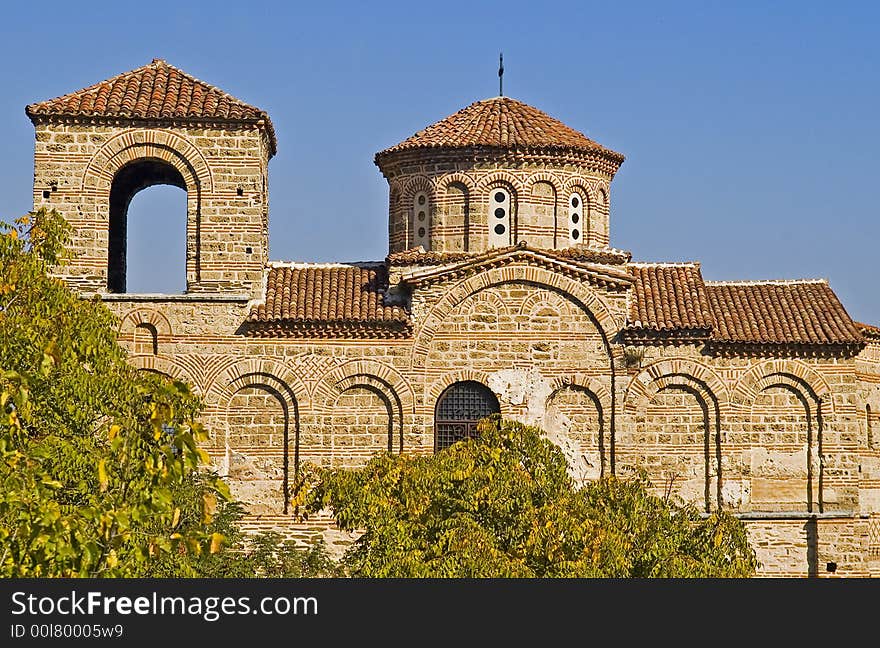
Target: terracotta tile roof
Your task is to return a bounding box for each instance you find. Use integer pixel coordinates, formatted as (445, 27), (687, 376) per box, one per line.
(245, 264), (409, 336)
(857, 321), (880, 340)
(625, 264), (715, 337)
(376, 96), (623, 161)
(625, 266), (864, 347)
(387, 245), (631, 266)
(703, 281), (863, 345)
(26, 59), (277, 155)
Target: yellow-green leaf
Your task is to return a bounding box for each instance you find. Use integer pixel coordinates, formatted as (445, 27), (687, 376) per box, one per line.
(97, 459), (108, 492)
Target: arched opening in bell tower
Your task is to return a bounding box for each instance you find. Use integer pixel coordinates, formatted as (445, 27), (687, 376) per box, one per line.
(108, 159), (187, 293)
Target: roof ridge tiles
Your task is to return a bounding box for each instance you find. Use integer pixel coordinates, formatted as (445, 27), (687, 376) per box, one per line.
(267, 260), (385, 269)
(627, 261), (702, 268)
(704, 278), (828, 286)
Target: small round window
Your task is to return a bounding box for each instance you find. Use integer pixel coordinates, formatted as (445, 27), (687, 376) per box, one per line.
(568, 192), (585, 246)
(489, 188), (511, 248)
(413, 191), (431, 250)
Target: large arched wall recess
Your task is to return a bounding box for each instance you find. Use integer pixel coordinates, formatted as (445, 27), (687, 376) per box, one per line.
(311, 359), (414, 454)
(219, 370), (300, 516)
(736, 367), (826, 514)
(623, 360), (727, 510)
(546, 374), (611, 479)
(410, 264), (622, 372)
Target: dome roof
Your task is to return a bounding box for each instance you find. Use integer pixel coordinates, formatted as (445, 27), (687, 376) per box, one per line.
(376, 96), (622, 162)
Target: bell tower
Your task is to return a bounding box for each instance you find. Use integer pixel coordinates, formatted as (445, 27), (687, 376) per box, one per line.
(26, 58), (276, 297)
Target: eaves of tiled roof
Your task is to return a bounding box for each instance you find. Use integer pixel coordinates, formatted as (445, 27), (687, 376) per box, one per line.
(387, 245), (631, 267)
(398, 242), (634, 289)
(26, 59), (277, 156)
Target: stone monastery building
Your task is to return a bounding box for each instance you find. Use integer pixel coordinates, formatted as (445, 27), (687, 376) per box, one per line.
(24, 59), (880, 577)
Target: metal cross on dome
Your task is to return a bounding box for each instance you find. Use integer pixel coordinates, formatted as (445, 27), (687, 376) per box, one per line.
(498, 52), (504, 96)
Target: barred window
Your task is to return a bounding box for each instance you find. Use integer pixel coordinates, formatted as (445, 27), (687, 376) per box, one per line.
(434, 381), (500, 452)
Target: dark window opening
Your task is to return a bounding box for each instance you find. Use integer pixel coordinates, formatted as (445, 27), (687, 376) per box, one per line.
(434, 381), (500, 452)
(108, 159), (187, 293)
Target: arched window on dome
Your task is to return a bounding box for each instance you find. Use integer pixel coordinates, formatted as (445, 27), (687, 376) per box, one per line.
(434, 381), (500, 452)
(488, 188), (512, 248)
(412, 191), (431, 250)
(568, 191), (586, 246)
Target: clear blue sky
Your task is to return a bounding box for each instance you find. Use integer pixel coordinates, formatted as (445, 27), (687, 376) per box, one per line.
(1, 1), (878, 324)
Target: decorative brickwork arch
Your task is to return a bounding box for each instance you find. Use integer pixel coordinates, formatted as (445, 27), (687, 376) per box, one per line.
(465, 289), (509, 321)
(208, 358), (310, 410)
(81, 129), (213, 194)
(561, 177), (599, 201)
(400, 175), (434, 203)
(312, 359), (414, 414)
(476, 170), (525, 196)
(732, 359), (831, 411)
(624, 359), (728, 413)
(518, 289), (561, 318)
(81, 129), (215, 291)
(410, 264), (621, 371)
(524, 171), (563, 195)
(128, 355), (200, 394)
(427, 369), (499, 408)
(118, 307), (173, 339)
(438, 172), (477, 195)
(548, 374), (612, 412)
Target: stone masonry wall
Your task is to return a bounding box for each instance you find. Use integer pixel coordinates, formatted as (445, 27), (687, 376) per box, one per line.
(32, 120), (270, 296)
(384, 158), (612, 254)
(104, 261), (880, 576)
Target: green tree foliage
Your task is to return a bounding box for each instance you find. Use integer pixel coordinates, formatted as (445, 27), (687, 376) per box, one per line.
(305, 415), (759, 577)
(0, 208), (237, 576)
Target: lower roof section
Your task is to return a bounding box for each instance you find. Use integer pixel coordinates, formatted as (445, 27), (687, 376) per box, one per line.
(243, 253), (870, 349)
